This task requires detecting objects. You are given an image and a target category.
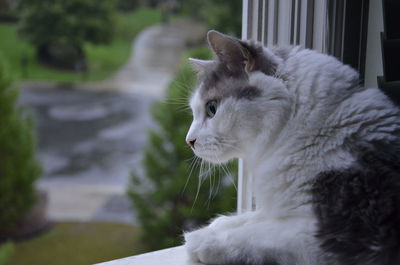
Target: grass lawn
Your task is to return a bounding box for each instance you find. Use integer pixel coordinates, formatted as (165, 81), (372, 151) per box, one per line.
(0, 8), (162, 83)
(9, 222), (146, 265)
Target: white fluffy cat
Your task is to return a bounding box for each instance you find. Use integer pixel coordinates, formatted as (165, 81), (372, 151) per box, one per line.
(184, 30), (400, 265)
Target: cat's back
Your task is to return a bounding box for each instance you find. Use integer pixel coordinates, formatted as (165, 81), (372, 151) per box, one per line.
(249, 36), (400, 265)
(272, 44), (400, 145)
(278, 46), (359, 90)
(311, 139), (400, 265)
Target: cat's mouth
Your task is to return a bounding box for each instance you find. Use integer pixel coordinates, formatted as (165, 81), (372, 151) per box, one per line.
(193, 145), (233, 164)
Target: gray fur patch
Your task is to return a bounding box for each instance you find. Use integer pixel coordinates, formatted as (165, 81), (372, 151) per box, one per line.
(273, 46), (295, 61)
(198, 61), (256, 100)
(240, 41), (278, 76)
(198, 62), (261, 103)
(194, 36), (285, 103)
(202, 63), (246, 90)
(235, 86), (262, 100)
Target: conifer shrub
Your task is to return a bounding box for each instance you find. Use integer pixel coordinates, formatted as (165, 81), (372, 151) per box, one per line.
(0, 55), (42, 235)
(0, 242), (14, 265)
(129, 48), (237, 250)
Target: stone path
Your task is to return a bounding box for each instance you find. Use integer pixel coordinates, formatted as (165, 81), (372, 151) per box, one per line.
(20, 20), (206, 224)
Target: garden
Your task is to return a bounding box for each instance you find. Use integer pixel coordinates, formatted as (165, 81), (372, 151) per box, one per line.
(0, 7), (162, 82)
(0, 0), (241, 264)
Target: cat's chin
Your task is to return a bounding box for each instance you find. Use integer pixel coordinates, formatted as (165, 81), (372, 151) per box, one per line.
(194, 152), (233, 164)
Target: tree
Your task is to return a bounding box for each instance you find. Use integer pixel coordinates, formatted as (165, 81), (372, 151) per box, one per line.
(0, 0), (17, 22)
(0, 54), (42, 236)
(128, 48), (237, 250)
(179, 0), (242, 36)
(18, 0), (117, 70)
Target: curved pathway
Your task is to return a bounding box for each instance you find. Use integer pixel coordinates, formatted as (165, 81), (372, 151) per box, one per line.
(110, 20), (206, 96)
(20, 20), (206, 224)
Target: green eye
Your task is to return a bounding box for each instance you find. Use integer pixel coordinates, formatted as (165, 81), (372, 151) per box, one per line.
(206, 100), (218, 117)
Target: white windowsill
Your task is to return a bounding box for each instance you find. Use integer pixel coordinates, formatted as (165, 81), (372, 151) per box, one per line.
(95, 246), (201, 265)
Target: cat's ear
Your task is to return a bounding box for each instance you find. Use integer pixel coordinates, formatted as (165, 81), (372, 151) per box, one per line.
(188, 58), (214, 75)
(207, 30), (255, 73)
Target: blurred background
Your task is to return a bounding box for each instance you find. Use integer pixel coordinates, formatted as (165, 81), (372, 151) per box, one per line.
(0, 0), (241, 264)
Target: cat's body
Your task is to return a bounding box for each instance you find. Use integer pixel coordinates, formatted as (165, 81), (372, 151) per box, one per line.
(184, 30), (400, 265)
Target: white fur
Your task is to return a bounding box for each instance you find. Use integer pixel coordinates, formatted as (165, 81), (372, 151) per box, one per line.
(184, 47), (400, 265)
(188, 58), (214, 75)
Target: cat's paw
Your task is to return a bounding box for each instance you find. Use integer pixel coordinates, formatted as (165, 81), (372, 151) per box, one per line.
(208, 214), (249, 230)
(184, 227), (229, 264)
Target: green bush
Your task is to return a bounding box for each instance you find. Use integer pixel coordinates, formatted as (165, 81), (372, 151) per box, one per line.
(179, 0), (242, 36)
(0, 55), (41, 235)
(17, 0), (117, 69)
(128, 48), (237, 251)
(18, 0), (117, 47)
(0, 0), (17, 21)
(0, 242), (14, 265)
(0, 8), (162, 82)
(114, 8), (162, 41)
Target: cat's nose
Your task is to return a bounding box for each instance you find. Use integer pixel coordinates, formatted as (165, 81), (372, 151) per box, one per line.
(187, 139), (196, 148)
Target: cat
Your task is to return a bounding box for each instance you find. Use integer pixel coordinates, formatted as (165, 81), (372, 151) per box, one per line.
(183, 30), (400, 265)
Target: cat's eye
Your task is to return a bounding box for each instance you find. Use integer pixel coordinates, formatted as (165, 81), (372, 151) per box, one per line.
(206, 100), (218, 118)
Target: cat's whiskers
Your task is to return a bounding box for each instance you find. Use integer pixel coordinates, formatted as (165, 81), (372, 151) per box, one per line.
(169, 74), (193, 96)
(176, 106), (192, 114)
(164, 100), (188, 106)
(164, 96), (193, 114)
(164, 97), (189, 104)
(214, 163), (222, 200)
(200, 160), (214, 178)
(212, 153), (237, 192)
(206, 161), (214, 206)
(183, 155), (196, 163)
(163, 98), (189, 106)
(192, 159), (205, 210)
(223, 164), (237, 192)
(205, 163), (220, 208)
(219, 141), (242, 154)
(182, 155), (200, 194)
(192, 159), (215, 209)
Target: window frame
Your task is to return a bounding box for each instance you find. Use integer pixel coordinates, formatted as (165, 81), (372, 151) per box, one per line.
(238, 0), (370, 213)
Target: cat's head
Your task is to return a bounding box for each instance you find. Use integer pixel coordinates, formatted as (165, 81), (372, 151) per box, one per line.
(185, 31), (292, 164)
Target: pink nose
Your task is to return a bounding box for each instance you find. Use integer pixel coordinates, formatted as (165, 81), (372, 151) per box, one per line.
(187, 139), (196, 148)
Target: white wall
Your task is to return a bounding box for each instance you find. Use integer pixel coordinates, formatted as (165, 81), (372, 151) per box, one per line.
(364, 0), (384, 88)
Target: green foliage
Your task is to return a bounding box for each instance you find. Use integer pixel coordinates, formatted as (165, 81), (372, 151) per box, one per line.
(179, 0), (242, 36)
(0, 242), (14, 265)
(17, 0), (117, 69)
(138, 0), (242, 35)
(0, 8), (162, 82)
(114, 8), (162, 41)
(116, 0), (139, 12)
(0, 55), (41, 234)
(0, 0), (17, 21)
(18, 0), (117, 47)
(129, 48), (237, 251)
(10, 222), (144, 265)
